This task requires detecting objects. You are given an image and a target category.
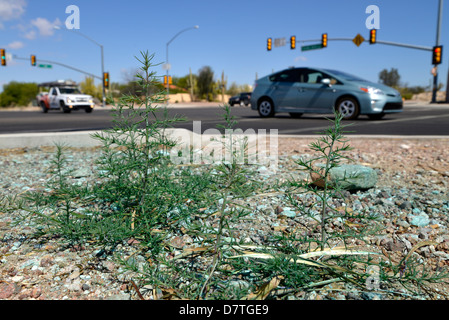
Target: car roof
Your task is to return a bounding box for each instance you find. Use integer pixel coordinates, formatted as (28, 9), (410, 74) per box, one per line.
(38, 80), (78, 87)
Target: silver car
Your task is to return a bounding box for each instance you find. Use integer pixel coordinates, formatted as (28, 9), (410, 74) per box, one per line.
(251, 67), (403, 120)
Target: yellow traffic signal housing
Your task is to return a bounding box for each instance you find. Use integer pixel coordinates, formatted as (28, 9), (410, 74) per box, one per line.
(369, 29), (377, 44)
(290, 36), (296, 49)
(432, 46), (443, 65)
(163, 75), (172, 85)
(1, 49), (6, 66)
(321, 33), (328, 48)
(103, 72), (110, 89)
(267, 38), (272, 51)
(31, 55), (37, 66)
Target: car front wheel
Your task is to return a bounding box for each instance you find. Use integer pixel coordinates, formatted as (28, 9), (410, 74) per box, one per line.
(258, 99), (275, 118)
(336, 97), (359, 120)
(60, 101), (71, 113)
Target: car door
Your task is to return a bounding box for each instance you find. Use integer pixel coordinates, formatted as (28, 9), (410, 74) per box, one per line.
(49, 88), (59, 109)
(267, 69), (301, 111)
(294, 69), (338, 112)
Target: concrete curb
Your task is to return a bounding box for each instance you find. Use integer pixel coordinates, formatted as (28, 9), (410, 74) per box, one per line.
(0, 102), (228, 113)
(0, 129), (448, 150)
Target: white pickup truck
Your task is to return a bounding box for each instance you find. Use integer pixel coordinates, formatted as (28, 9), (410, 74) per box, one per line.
(37, 80), (95, 113)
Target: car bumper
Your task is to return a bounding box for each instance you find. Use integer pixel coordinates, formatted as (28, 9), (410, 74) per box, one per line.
(67, 103), (95, 109)
(363, 94), (403, 114)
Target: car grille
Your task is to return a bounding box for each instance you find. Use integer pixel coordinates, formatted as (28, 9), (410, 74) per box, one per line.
(384, 102), (403, 110)
(76, 98), (88, 102)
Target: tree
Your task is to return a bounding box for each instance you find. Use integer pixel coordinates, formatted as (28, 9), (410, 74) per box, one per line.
(79, 76), (101, 100)
(0, 81), (38, 107)
(197, 66), (215, 101)
(379, 68), (400, 88)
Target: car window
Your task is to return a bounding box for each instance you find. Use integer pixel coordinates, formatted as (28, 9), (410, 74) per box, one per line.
(301, 70), (340, 85)
(269, 69), (300, 83)
(323, 69), (367, 82)
(59, 87), (81, 94)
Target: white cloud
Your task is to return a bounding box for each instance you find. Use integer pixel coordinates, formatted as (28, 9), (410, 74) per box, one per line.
(0, 0), (26, 21)
(7, 41), (24, 49)
(31, 17), (61, 37)
(294, 56), (308, 62)
(24, 29), (36, 40)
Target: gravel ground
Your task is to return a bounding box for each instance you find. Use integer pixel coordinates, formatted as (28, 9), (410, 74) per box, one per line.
(1, 136), (449, 300)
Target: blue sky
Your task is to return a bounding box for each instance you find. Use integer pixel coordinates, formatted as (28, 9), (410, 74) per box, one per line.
(0, 0), (448, 91)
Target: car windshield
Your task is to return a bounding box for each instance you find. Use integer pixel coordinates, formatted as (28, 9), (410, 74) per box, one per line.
(323, 69), (368, 82)
(59, 87), (81, 94)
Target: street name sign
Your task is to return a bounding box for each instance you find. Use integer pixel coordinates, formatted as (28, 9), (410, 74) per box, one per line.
(38, 64), (52, 69)
(274, 38), (286, 47)
(301, 44), (323, 51)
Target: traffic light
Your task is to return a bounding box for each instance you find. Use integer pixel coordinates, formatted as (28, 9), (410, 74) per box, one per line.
(267, 38), (272, 51)
(369, 29), (377, 44)
(432, 46), (443, 65)
(103, 72), (110, 89)
(321, 33), (328, 48)
(163, 75), (172, 85)
(31, 55), (36, 66)
(290, 36), (296, 50)
(1, 49), (6, 66)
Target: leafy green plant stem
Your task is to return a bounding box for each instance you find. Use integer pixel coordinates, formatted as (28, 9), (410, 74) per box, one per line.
(198, 195), (228, 299)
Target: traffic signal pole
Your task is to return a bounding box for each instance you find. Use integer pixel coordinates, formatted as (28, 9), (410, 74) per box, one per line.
(13, 55), (101, 80)
(432, 0), (443, 103)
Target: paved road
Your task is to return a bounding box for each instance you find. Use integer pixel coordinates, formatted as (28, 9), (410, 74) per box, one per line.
(1, 103), (449, 135)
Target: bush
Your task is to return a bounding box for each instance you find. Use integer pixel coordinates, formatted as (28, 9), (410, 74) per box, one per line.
(0, 81), (38, 107)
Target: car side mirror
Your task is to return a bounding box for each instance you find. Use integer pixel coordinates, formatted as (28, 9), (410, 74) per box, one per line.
(321, 78), (331, 86)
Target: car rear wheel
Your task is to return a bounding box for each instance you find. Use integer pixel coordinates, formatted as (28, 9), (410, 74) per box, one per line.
(40, 101), (48, 113)
(336, 97), (359, 120)
(258, 99), (275, 118)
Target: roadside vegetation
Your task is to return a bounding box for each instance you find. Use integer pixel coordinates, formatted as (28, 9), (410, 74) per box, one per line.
(2, 65), (442, 108)
(1, 52), (448, 300)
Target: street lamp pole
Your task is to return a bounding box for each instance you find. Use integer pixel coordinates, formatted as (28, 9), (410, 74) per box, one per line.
(54, 26), (106, 107)
(165, 25), (199, 104)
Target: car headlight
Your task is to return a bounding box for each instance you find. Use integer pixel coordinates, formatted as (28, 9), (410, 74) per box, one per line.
(66, 98), (75, 103)
(360, 86), (384, 95)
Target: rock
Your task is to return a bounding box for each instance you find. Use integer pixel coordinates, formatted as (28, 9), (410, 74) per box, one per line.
(278, 207), (296, 218)
(229, 280), (250, 290)
(311, 164), (377, 191)
(399, 201), (412, 210)
(396, 219), (410, 229)
(40, 255), (54, 267)
(408, 213), (430, 227)
(71, 168), (91, 178)
(361, 292), (383, 300)
(106, 293), (131, 300)
(0, 283), (21, 299)
(380, 238), (406, 252)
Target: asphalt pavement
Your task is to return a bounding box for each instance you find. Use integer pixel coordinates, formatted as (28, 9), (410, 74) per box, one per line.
(0, 101), (448, 149)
